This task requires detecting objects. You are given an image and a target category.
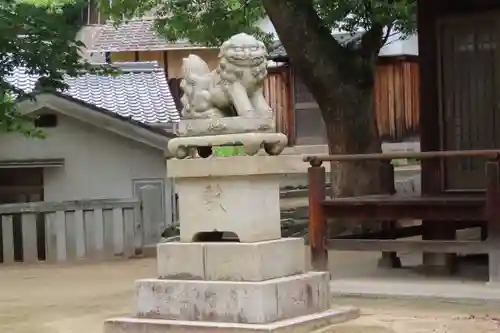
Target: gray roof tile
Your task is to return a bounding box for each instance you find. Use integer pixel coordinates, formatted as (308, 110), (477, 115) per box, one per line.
(90, 19), (208, 52)
(7, 61), (180, 124)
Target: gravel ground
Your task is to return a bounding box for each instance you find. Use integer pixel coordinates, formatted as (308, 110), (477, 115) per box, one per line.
(1, 257), (499, 333)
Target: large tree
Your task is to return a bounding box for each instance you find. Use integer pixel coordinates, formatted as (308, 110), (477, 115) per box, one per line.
(105, 0), (416, 198)
(0, 0), (110, 136)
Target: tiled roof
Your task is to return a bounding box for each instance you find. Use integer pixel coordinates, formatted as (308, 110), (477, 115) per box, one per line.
(7, 61), (180, 124)
(268, 32), (364, 59)
(90, 19), (211, 52)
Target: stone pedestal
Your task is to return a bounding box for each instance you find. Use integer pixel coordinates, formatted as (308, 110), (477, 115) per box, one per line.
(104, 155), (358, 332)
(168, 117), (288, 158)
(169, 156), (286, 242)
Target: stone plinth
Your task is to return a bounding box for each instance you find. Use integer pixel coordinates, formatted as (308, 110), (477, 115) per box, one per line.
(134, 272), (330, 324)
(157, 238), (306, 281)
(168, 156), (285, 243)
(105, 307), (360, 333)
(167, 132), (288, 158)
(103, 32), (359, 333)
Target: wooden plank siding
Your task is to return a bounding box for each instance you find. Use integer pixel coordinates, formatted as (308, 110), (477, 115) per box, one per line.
(374, 57), (420, 142)
(290, 57), (420, 144)
(263, 67), (294, 141)
(110, 52), (137, 62)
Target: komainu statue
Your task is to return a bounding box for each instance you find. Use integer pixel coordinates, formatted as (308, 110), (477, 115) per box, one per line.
(180, 33), (272, 119)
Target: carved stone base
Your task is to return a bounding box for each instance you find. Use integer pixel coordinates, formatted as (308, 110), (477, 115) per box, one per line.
(176, 116), (275, 137)
(134, 272), (330, 323)
(167, 132), (288, 159)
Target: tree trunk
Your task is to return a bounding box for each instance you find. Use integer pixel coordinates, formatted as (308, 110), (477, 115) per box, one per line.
(324, 86), (384, 197)
(262, 0), (389, 235)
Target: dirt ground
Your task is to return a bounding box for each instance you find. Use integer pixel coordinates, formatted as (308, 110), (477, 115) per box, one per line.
(1, 258), (500, 333)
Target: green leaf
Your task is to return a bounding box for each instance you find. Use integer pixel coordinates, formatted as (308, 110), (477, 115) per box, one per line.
(0, 0), (117, 137)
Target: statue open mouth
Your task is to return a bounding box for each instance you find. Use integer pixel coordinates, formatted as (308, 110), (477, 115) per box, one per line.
(228, 55), (266, 66)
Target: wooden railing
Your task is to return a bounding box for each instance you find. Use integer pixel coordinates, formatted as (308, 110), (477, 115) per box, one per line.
(304, 150), (500, 282)
(0, 198), (142, 264)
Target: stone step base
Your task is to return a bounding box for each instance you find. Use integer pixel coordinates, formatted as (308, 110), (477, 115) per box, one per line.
(135, 272), (330, 324)
(105, 307), (359, 333)
(157, 238), (306, 281)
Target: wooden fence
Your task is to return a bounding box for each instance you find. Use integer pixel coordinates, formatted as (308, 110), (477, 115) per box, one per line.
(0, 198), (145, 265)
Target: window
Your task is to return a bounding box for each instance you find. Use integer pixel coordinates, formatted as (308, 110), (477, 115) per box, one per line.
(34, 114), (58, 128)
(293, 78), (328, 145)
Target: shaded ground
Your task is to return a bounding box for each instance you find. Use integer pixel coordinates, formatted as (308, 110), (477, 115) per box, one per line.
(1, 257), (500, 333)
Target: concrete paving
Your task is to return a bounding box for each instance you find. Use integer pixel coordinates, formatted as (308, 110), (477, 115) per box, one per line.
(327, 250), (500, 302)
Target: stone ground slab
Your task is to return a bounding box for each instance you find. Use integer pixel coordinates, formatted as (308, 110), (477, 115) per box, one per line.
(134, 272), (330, 324)
(157, 238), (306, 281)
(105, 307), (360, 333)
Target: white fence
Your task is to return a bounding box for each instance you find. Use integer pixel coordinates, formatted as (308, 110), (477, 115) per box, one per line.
(0, 199), (144, 264)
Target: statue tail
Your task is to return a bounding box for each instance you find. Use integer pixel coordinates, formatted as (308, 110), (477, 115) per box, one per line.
(181, 54), (210, 83)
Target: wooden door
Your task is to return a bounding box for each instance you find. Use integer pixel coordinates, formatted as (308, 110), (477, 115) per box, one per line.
(438, 14), (500, 190)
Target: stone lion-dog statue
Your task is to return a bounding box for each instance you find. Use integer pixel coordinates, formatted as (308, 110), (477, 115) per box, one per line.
(180, 33), (272, 119)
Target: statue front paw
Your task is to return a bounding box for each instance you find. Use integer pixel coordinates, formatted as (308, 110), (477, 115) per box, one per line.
(264, 142), (286, 156)
(242, 109), (258, 117)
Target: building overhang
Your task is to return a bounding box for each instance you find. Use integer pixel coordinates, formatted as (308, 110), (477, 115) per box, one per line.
(16, 93), (172, 152)
(0, 158), (65, 168)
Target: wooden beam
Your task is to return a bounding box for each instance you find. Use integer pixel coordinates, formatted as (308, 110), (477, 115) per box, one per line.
(304, 149), (500, 164)
(0, 198), (140, 214)
(336, 225), (423, 240)
(322, 201), (484, 220)
(325, 239), (488, 254)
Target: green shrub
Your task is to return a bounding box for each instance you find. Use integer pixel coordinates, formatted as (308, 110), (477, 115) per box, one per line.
(213, 145), (245, 157)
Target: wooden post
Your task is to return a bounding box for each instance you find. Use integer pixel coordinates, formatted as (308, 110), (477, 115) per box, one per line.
(308, 160), (327, 271)
(485, 160), (500, 284)
(379, 163), (402, 268)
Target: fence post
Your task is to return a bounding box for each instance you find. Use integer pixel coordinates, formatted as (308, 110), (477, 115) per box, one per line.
(308, 160), (328, 271)
(486, 160), (500, 284)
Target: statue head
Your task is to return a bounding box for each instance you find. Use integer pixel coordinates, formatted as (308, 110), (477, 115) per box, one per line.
(218, 33), (267, 68)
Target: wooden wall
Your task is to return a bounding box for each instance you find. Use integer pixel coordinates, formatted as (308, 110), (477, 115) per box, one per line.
(374, 57), (420, 142)
(289, 57), (421, 144)
(263, 67), (293, 141)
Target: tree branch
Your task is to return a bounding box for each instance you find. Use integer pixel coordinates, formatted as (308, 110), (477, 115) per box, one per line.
(261, 0), (352, 105)
(382, 24), (393, 47)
